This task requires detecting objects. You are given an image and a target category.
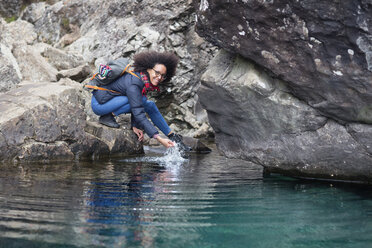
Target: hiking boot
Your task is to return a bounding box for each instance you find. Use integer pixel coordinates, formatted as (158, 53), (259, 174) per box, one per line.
(99, 113), (120, 128)
(168, 133), (192, 152)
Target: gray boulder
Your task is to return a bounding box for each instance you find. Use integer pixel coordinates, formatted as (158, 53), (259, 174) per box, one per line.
(56, 64), (91, 82)
(195, 0), (372, 182)
(0, 0), (58, 19)
(0, 79), (142, 162)
(0, 19), (37, 49)
(13, 44), (59, 82)
(199, 50), (372, 183)
(41, 45), (85, 70)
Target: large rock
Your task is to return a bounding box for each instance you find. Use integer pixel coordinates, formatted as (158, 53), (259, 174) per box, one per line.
(195, 0), (372, 124)
(0, 79), (143, 162)
(199, 50), (372, 183)
(195, 0), (372, 183)
(41, 45), (85, 70)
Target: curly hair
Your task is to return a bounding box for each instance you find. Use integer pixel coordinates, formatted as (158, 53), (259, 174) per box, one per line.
(133, 51), (179, 82)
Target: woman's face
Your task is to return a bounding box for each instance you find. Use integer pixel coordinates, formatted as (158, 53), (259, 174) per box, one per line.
(147, 64), (167, 86)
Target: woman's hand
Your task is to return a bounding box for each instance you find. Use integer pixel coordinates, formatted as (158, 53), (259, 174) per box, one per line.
(156, 136), (175, 148)
(132, 127), (144, 141)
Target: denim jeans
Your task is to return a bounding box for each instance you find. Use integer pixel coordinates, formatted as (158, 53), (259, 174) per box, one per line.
(91, 95), (171, 136)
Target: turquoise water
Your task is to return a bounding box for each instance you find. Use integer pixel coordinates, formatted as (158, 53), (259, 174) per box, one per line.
(0, 147), (372, 248)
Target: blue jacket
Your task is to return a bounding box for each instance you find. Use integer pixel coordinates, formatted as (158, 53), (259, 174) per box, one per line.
(93, 72), (159, 138)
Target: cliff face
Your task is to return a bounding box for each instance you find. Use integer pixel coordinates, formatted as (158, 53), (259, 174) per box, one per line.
(196, 0), (372, 123)
(195, 0), (372, 182)
(0, 0), (217, 162)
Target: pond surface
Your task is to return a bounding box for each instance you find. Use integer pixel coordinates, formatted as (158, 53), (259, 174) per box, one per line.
(0, 146), (372, 248)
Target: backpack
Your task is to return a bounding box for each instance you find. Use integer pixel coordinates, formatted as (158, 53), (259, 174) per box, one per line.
(85, 58), (139, 93)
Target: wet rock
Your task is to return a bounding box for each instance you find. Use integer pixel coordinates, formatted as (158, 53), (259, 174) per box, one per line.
(182, 136), (212, 153)
(85, 121), (143, 156)
(17, 141), (75, 162)
(347, 123), (372, 154)
(195, 0), (372, 183)
(255, 121), (372, 183)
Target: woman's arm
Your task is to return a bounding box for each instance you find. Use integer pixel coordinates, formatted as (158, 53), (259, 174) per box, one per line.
(126, 83), (158, 137)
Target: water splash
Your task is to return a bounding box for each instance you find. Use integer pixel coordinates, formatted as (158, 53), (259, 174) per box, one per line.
(120, 143), (188, 168)
(161, 143), (188, 165)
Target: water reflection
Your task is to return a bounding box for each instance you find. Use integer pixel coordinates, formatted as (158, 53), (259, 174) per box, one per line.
(79, 162), (160, 247)
(1, 151), (372, 247)
(72, 150), (262, 247)
(78, 147), (191, 247)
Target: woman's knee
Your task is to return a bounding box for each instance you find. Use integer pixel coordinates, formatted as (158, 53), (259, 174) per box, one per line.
(91, 96), (103, 115)
(91, 95), (129, 116)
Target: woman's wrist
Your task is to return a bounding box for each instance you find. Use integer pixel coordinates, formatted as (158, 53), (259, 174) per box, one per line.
(153, 134), (159, 139)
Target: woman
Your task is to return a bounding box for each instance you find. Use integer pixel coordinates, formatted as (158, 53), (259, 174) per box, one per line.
(90, 51), (191, 150)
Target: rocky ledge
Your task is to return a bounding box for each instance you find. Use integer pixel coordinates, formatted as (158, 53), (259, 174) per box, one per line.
(0, 79), (143, 162)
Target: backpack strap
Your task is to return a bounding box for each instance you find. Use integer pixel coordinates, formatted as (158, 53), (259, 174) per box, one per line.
(84, 85), (121, 94)
(90, 72), (98, 80)
(121, 64), (140, 79)
(127, 70), (140, 79)
(121, 64), (131, 76)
